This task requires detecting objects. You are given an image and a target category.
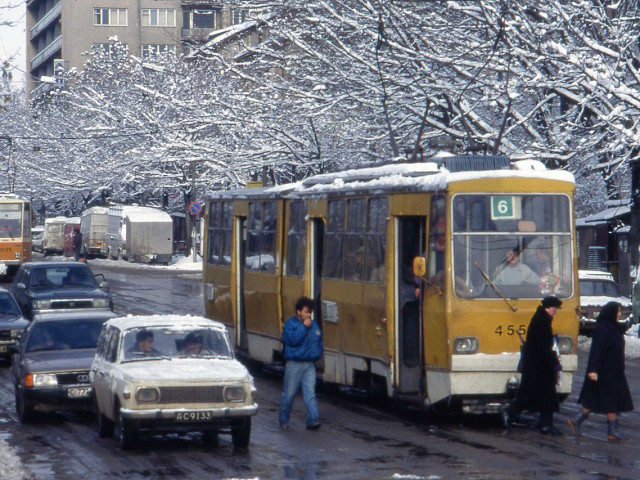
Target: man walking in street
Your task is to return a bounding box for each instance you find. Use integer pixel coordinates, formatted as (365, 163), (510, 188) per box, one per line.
(279, 296), (323, 430)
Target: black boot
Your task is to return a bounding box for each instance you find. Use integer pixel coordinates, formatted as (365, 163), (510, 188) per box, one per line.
(539, 411), (562, 435)
(567, 411), (589, 436)
(607, 419), (628, 442)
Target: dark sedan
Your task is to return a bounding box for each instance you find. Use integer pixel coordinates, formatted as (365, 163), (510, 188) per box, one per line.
(10, 261), (113, 319)
(0, 288), (28, 360)
(11, 310), (117, 422)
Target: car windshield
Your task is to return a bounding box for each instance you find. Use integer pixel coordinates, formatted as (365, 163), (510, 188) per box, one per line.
(25, 318), (106, 353)
(120, 326), (233, 362)
(30, 266), (96, 288)
(0, 293), (22, 317)
(580, 280), (620, 297)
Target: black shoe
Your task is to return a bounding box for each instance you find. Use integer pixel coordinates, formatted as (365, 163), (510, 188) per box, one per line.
(306, 422), (321, 430)
(540, 426), (562, 436)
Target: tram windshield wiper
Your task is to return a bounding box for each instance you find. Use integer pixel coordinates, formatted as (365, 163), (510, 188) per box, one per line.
(474, 261), (517, 312)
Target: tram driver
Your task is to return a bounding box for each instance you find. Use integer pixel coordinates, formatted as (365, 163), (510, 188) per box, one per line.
(493, 248), (540, 286)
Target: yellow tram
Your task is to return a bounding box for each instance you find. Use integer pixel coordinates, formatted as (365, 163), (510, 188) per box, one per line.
(0, 194), (33, 277)
(202, 155), (579, 413)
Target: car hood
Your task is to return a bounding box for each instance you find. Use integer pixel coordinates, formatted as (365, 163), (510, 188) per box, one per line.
(24, 349), (96, 373)
(116, 358), (252, 383)
(580, 295), (632, 308)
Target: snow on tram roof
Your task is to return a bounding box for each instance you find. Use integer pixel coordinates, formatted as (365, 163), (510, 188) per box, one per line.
(206, 158), (574, 200)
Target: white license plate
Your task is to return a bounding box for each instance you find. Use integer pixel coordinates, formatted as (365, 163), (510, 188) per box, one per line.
(176, 411), (214, 422)
(0, 264), (6, 275)
(67, 387), (91, 398)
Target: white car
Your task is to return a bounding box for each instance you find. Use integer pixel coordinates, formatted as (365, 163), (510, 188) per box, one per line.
(90, 315), (258, 449)
(579, 270), (631, 336)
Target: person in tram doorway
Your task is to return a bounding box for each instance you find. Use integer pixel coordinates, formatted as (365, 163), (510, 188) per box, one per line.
(567, 301), (634, 441)
(501, 296), (563, 435)
(279, 296), (323, 431)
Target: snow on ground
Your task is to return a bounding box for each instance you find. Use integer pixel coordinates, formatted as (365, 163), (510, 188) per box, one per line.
(0, 432), (33, 480)
(44, 253), (203, 273)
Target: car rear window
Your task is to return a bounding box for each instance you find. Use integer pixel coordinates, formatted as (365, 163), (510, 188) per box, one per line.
(580, 280), (620, 297)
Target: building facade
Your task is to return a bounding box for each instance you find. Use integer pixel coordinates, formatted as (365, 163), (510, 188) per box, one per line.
(26, 0), (248, 98)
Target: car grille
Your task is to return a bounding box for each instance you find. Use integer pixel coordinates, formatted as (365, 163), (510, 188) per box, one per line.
(0, 329), (11, 341)
(50, 300), (95, 310)
(56, 371), (91, 385)
(158, 386), (225, 404)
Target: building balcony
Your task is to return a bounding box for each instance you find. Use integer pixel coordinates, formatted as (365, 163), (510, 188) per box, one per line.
(30, 35), (62, 70)
(30, 82), (54, 100)
(181, 27), (216, 40)
(30, 1), (62, 40)
(180, 0), (222, 6)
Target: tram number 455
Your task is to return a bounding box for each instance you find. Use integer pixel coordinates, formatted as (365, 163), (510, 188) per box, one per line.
(495, 325), (526, 336)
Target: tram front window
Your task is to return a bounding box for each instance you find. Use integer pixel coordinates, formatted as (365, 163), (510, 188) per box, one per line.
(452, 194), (573, 299)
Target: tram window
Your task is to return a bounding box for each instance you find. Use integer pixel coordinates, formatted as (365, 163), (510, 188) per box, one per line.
(207, 201), (232, 266)
(246, 201), (276, 272)
(286, 201), (306, 277)
(344, 199), (366, 280)
(323, 200), (345, 280)
(452, 194), (573, 299)
(365, 198), (387, 283)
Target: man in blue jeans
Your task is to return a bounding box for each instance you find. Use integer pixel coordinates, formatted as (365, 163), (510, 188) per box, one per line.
(279, 296), (324, 430)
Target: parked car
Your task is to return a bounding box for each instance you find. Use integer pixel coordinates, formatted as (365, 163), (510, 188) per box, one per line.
(578, 270), (632, 336)
(90, 315), (258, 449)
(10, 310), (118, 422)
(10, 262), (113, 319)
(0, 288), (29, 360)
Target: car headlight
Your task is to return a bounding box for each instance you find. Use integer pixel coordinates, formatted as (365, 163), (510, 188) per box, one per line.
(136, 387), (160, 403)
(93, 298), (111, 308)
(556, 336), (573, 354)
(453, 337), (478, 354)
(10, 329), (23, 339)
(224, 386), (246, 403)
(26, 373), (58, 388)
(32, 299), (52, 309)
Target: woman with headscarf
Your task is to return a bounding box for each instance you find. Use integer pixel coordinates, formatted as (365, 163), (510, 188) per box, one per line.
(567, 301), (634, 441)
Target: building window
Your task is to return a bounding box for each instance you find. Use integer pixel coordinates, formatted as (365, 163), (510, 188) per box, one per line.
(141, 44), (176, 59)
(92, 43), (129, 56)
(232, 9), (248, 25)
(93, 8), (128, 26)
(186, 9), (216, 29)
(141, 9), (176, 27)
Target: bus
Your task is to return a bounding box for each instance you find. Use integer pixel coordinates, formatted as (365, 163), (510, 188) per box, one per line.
(0, 194), (33, 277)
(202, 155), (579, 413)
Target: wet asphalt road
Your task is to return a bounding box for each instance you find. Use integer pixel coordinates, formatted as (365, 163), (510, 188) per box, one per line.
(0, 259), (639, 479)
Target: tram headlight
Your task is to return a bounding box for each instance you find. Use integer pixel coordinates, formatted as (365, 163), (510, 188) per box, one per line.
(453, 337), (478, 354)
(556, 335), (573, 354)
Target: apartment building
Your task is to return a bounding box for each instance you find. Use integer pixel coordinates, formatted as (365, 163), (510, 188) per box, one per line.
(26, 0), (248, 98)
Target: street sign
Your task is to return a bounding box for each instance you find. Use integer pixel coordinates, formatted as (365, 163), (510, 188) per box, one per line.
(189, 201), (202, 215)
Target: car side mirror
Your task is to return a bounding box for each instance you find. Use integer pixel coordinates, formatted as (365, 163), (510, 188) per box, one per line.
(16, 282), (26, 290)
(99, 281), (109, 289)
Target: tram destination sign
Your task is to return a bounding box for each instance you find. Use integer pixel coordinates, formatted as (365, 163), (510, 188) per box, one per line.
(490, 196), (521, 220)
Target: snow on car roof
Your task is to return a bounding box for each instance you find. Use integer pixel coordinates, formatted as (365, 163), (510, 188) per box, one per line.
(579, 270), (615, 281)
(105, 314), (226, 331)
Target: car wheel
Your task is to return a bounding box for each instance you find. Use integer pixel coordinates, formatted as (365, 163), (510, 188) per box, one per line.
(231, 418), (251, 449)
(15, 388), (34, 423)
(115, 405), (137, 449)
(97, 410), (115, 438)
(202, 430), (218, 447)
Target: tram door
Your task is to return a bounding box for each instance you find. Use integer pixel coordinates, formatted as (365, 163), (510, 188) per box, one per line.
(396, 216), (426, 394)
(310, 218), (324, 328)
(235, 216), (248, 351)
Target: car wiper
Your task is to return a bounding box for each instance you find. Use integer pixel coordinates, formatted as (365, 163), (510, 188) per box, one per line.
(474, 261), (517, 312)
(121, 355), (171, 363)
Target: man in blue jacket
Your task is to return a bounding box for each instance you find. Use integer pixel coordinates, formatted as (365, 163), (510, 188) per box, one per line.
(279, 296), (323, 430)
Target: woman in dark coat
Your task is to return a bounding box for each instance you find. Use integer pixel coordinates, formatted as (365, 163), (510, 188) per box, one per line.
(567, 301), (633, 441)
(503, 296), (563, 434)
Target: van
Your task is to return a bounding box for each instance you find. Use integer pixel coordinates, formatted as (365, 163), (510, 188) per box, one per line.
(42, 217), (67, 256)
(80, 207), (109, 258)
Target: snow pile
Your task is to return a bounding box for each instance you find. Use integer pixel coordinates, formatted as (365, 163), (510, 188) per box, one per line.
(46, 254), (203, 272)
(0, 437), (33, 480)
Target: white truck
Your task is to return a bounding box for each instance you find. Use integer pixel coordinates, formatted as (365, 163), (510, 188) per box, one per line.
(80, 206), (109, 258)
(105, 205), (173, 264)
(42, 216), (67, 255)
